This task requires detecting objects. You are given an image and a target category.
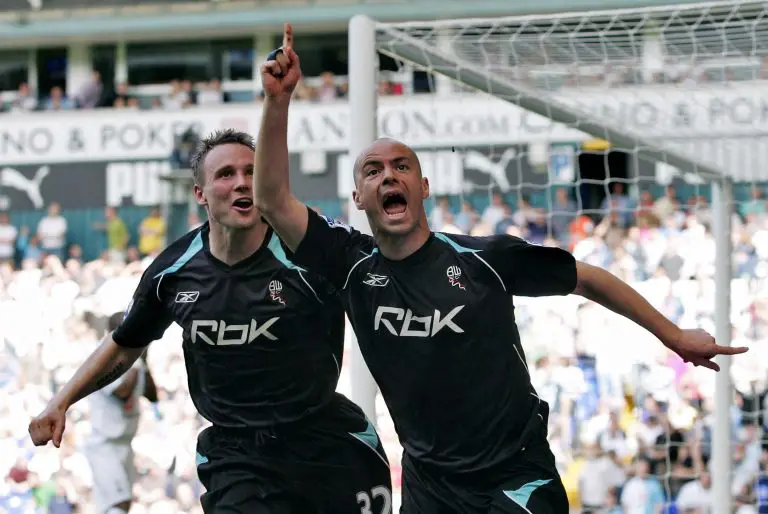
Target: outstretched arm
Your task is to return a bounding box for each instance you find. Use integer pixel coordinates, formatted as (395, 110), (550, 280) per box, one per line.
(253, 23), (308, 253)
(572, 261), (746, 371)
(478, 234), (747, 372)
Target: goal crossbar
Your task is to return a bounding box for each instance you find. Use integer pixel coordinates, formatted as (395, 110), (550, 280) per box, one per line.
(376, 21), (725, 181)
(376, 0), (761, 30)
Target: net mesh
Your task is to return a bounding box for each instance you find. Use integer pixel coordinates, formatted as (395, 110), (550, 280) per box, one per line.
(363, 2), (768, 511)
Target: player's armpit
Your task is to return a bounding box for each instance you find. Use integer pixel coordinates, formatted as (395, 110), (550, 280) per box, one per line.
(113, 270), (173, 348)
(284, 205), (376, 291)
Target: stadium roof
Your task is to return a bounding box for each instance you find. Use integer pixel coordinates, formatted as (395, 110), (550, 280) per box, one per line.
(0, 0), (736, 47)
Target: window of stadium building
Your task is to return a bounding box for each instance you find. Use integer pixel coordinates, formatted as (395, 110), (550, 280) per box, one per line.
(0, 51), (29, 92)
(126, 39), (253, 85)
(276, 32), (348, 77)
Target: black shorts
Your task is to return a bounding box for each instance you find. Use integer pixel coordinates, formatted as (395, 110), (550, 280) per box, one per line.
(400, 438), (568, 514)
(195, 393), (392, 514)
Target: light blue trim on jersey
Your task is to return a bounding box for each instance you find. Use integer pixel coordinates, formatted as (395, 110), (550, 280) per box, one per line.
(503, 479), (552, 509)
(266, 232), (306, 271)
(434, 233), (478, 254)
(195, 452), (209, 467)
(349, 419), (390, 469)
(153, 232), (204, 278)
(350, 420), (379, 451)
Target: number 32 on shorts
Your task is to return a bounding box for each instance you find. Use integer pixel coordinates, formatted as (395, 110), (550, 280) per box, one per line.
(357, 485), (392, 514)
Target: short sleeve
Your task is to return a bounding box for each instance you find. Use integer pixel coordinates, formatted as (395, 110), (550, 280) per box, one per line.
(288, 206), (375, 291)
(112, 267), (173, 348)
(481, 235), (577, 297)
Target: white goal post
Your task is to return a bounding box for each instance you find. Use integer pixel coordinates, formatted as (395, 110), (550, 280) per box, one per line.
(342, 1), (766, 510)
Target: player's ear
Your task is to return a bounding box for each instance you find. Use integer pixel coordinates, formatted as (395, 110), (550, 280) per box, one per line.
(352, 190), (364, 210)
(421, 177), (430, 200)
(193, 183), (207, 206)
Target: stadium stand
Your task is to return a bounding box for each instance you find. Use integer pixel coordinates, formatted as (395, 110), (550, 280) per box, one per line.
(1, 1), (768, 513)
(0, 0), (216, 11)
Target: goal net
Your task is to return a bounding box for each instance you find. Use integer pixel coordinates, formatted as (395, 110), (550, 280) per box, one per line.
(348, 1), (768, 512)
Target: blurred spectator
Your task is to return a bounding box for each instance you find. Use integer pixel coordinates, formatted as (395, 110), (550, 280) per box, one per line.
(620, 457), (665, 513)
(171, 127), (201, 170)
(37, 203), (67, 261)
(138, 207), (167, 258)
(578, 443), (625, 512)
(93, 207), (129, 264)
(196, 80), (225, 106)
(481, 192), (507, 229)
(76, 71), (104, 109)
(0, 213), (18, 266)
(9, 83), (37, 113)
(676, 470), (713, 512)
(429, 196), (450, 231)
(315, 71), (344, 103)
(44, 87), (74, 111)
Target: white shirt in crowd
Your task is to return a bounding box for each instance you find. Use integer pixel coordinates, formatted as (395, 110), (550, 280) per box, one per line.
(676, 479), (712, 513)
(196, 89), (223, 106)
(0, 223), (17, 259)
(88, 360), (146, 444)
(621, 476), (662, 514)
(579, 455), (626, 507)
(37, 215), (67, 250)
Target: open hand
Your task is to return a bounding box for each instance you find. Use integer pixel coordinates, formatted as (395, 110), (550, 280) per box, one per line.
(669, 328), (747, 371)
(261, 23), (302, 98)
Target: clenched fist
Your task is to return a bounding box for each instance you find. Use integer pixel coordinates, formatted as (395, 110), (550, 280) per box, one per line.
(28, 401), (67, 448)
(261, 23), (302, 98)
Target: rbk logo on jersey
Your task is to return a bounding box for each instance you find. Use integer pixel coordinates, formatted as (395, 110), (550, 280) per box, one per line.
(175, 291), (199, 303)
(191, 318), (280, 345)
(363, 273), (389, 287)
(269, 280), (285, 305)
(374, 306), (465, 337)
(446, 266), (465, 290)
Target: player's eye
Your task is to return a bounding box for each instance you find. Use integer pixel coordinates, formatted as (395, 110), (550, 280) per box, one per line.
(397, 163), (409, 171)
(365, 168), (379, 176)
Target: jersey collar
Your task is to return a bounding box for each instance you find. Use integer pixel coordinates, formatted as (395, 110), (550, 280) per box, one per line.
(200, 222), (274, 272)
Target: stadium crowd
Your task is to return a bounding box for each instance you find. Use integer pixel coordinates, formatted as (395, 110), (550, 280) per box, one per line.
(0, 70), (407, 114)
(1, 181), (768, 513)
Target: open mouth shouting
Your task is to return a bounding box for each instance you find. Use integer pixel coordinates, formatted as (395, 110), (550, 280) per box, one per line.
(381, 190), (408, 220)
(232, 197), (254, 213)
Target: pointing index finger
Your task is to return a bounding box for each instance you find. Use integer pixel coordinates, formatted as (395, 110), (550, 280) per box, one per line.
(283, 23), (294, 50)
(718, 345), (749, 355)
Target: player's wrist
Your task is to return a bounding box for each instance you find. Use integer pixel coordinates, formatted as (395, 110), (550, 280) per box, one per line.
(264, 92), (293, 106)
(49, 394), (71, 413)
(660, 325), (684, 350)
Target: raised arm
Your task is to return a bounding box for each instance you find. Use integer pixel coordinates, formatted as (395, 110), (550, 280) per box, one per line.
(253, 23), (308, 252)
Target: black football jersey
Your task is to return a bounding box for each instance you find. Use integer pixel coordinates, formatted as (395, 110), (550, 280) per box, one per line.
(287, 207), (577, 473)
(112, 223), (344, 428)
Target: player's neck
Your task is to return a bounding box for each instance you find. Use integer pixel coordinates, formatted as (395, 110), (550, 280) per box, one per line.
(207, 222), (268, 266)
(375, 223), (431, 261)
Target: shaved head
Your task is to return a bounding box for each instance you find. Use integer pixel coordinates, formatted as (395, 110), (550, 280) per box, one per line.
(353, 138), (421, 184)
